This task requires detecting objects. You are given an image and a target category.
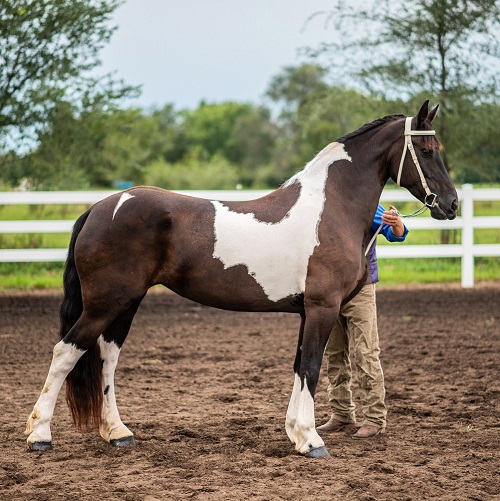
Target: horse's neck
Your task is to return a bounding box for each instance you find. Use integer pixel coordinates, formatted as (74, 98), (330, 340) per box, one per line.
(318, 138), (388, 240)
(283, 140), (386, 226)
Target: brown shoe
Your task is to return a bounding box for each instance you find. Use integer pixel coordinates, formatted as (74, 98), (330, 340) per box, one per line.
(317, 417), (359, 432)
(352, 424), (386, 439)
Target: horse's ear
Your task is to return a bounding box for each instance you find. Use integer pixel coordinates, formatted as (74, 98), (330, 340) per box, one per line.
(416, 100), (429, 128)
(427, 104), (439, 123)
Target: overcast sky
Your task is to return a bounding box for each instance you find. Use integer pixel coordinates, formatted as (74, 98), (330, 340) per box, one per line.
(98, 0), (334, 110)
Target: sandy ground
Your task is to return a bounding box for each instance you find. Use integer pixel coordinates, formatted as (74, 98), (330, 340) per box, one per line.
(1, 285), (499, 500)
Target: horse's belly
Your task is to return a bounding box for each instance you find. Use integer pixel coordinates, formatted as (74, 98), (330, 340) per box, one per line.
(166, 255), (304, 313)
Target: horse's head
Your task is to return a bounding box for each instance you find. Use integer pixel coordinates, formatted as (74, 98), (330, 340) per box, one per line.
(389, 101), (458, 220)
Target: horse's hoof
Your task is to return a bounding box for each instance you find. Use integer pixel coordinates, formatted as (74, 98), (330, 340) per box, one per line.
(110, 436), (135, 447)
(305, 446), (330, 458)
(29, 441), (52, 451)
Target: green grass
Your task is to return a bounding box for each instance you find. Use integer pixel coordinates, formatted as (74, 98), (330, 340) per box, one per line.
(0, 262), (65, 290)
(375, 198), (500, 284)
(378, 257), (499, 285)
(0, 197), (499, 291)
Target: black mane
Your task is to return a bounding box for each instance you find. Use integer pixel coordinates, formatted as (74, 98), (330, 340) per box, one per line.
(336, 114), (405, 143)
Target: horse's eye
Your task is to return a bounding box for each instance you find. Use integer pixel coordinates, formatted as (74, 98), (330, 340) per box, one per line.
(422, 149), (433, 158)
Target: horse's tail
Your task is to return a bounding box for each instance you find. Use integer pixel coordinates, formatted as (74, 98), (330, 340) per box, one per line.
(60, 208), (103, 430)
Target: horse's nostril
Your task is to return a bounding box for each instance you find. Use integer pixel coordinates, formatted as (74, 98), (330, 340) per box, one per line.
(451, 199), (459, 211)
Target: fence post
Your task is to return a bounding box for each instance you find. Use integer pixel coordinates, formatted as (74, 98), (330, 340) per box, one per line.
(461, 184), (474, 288)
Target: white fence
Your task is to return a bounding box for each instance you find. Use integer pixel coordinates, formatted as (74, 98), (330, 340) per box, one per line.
(1, 185), (499, 288)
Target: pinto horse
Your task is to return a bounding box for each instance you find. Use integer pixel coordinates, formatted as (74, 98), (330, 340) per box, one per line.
(26, 101), (458, 458)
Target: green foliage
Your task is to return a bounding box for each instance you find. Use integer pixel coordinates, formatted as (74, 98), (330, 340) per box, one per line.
(0, 0), (137, 148)
(1, 99), (281, 190)
(444, 98), (500, 183)
(298, 89), (406, 164)
(307, 1), (499, 98)
(182, 102), (253, 158)
(266, 64), (329, 116)
(143, 154), (240, 190)
(305, 0), (500, 174)
(3, 105), (178, 189)
(1, 67), (498, 188)
(266, 65), (411, 177)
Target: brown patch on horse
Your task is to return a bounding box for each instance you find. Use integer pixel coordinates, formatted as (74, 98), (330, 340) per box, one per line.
(220, 182), (301, 224)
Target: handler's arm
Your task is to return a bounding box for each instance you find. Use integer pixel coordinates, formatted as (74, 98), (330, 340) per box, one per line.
(382, 205), (405, 237)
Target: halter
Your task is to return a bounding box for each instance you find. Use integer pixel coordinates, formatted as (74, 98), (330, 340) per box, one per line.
(397, 116), (438, 210)
(364, 116), (438, 256)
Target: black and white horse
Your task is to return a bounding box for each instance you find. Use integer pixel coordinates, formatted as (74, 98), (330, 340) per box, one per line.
(26, 101), (457, 457)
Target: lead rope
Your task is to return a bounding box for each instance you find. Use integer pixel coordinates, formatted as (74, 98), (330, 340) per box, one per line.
(364, 207), (426, 257)
(365, 116), (438, 257)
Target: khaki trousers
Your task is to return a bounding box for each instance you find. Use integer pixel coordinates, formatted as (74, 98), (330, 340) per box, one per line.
(324, 283), (387, 428)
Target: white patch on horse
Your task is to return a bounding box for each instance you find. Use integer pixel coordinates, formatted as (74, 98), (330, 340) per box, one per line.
(285, 373), (325, 454)
(98, 336), (133, 442)
(112, 192), (135, 220)
(285, 373), (301, 443)
(25, 341), (84, 445)
(212, 142), (351, 301)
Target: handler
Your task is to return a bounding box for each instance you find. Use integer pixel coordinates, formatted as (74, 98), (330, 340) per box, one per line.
(318, 204), (408, 438)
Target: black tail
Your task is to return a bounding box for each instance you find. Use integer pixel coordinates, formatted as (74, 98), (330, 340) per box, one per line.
(60, 209), (103, 430)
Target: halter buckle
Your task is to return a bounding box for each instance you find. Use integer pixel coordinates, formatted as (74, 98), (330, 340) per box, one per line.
(425, 193), (438, 208)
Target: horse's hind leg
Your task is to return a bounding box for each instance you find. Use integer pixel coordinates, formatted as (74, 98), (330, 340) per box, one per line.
(25, 312), (112, 450)
(98, 295), (145, 446)
(25, 342), (84, 450)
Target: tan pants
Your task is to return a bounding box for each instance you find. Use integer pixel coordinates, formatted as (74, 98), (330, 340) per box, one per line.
(324, 283), (387, 428)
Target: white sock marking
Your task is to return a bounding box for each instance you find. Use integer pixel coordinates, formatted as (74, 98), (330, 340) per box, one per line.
(285, 373), (325, 454)
(285, 373), (302, 442)
(26, 341), (85, 444)
(98, 336), (132, 442)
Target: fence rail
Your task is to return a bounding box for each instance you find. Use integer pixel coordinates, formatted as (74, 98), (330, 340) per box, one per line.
(1, 185), (499, 288)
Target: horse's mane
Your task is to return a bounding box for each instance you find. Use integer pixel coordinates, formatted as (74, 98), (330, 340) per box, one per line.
(281, 113), (406, 188)
(336, 114), (405, 143)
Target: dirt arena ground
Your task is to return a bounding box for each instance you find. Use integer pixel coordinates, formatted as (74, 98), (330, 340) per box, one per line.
(1, 284), (499, 500)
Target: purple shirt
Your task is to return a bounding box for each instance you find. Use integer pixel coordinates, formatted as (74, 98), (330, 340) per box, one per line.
(367, 204), (409, 283)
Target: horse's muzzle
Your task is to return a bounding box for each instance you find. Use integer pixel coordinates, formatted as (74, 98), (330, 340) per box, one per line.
(431, 198), (458, 220)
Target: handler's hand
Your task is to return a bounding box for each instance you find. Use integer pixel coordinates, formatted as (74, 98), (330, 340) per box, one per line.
(382, 205), (405, 237)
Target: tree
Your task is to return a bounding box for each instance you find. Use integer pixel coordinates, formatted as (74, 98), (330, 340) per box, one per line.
(305, 0), (500, 172)
(181, 102), (255, 161)
(226, 106), (277, 182)
(265, 64), (330, 178)
(0, 0), (136, 145)
(11, 105), (166, 189)
(266, 64), (329, 137)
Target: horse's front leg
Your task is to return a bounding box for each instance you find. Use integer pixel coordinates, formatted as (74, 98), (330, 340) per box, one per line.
(285, 304), (337, 458)
(285, 313), (304, 442)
